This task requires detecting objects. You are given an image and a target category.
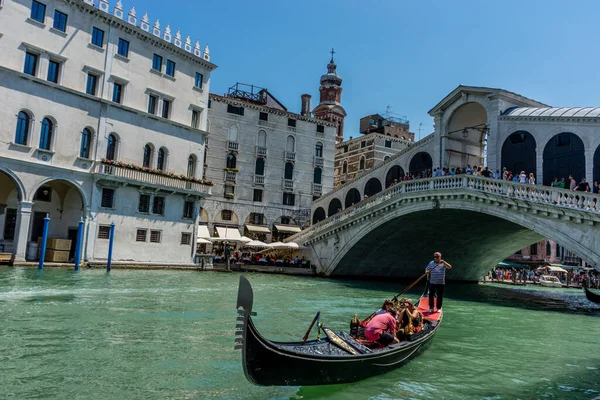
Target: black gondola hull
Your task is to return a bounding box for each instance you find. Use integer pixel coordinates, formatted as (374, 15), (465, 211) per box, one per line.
(235, 275), (442, 386)
(243, 317), (437, 386)
(585, 287), (600, 304)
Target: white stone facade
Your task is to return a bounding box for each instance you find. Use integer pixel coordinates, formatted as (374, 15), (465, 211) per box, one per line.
(0, 0), (215, 264)
(202, 93), (337, 242)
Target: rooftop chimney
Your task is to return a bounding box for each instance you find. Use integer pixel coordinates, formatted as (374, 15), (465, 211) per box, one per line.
(301, 94), (312, 117)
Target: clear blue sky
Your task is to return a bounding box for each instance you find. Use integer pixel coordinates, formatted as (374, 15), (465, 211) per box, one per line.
(139, 0), (600, 140)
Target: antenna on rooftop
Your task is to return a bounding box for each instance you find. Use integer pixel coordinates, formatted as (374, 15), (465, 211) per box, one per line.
(418, 122), (423, 140)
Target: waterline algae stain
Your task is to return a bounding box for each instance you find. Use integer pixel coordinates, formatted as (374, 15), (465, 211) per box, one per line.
(0, 268), (598, 399)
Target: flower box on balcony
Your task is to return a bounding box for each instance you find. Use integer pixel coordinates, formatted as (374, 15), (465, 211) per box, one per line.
(100, 158), (213, 186)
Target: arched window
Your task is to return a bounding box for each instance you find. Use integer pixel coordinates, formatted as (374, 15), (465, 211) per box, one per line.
(342, 161), (348, 174)
(143, 144), (153, 168)
(315, 142), (323, 157)
(257, 130), (267, 147)
(286, 135), (295, 153)
(187, 154), (197, 178)
(106, 134), (117, 160)
(255, 157), (265, 175)
(226, 153), (237, 169)
(80, 128), (92, 158)
(15, 111), (30, 145)
(228, 125), (238, 142)
(284, 162), (294, 180)
(157, 148), (166, 171)
(313, 167), (322, 184)
(39, 117), (53, 150)
(359, 156), (365, 170)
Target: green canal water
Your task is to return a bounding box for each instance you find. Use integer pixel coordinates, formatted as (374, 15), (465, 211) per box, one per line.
(0, 268), (598, 399)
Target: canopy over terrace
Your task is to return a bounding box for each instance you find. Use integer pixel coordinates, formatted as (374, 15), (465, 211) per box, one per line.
(214, 226), (243, 241)
(274, 224), (301, 234)
(245, 224), (271, 234)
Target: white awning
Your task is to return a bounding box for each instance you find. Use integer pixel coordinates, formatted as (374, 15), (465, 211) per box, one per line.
(197, 225), (211, 239)
(215, 226), (242, 240)
(274, 224), (301, 233)
(547, 266), (567, 273)
(245, 224), (271, 233)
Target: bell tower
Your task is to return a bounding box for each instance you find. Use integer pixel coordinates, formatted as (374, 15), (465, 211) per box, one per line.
(313, 49), (347, 143)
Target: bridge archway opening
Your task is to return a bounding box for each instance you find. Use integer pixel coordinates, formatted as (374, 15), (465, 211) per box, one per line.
(364, 178), (382, 197)
(328, 198), (342, 217)
(312, 207), (326, 224)
(333, 209), (545, 281)
(594, 144), (600, 185)
(446, 102), (488, 168)
(345, 188), (361, 208)
(501, 131), (537, 178)
(409, 152), (432, 177)
(542, 132), (585, 186)
(385, 165), (405, 188)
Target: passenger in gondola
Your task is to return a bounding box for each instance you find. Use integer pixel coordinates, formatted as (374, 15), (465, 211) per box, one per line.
(364, 308), (400, 345)
(396, 300), (423, 339)
(375, 299), (394, 315)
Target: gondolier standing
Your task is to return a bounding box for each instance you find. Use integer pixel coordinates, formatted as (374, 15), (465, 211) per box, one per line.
(425, 252), (452, 313)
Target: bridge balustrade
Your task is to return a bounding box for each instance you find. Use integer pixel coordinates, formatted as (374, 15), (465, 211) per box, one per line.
(292, 176), (600, 244)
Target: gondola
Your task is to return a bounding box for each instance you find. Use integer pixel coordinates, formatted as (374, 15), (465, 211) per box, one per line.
(585, 286), (600, 304)
(234, 275), (443, 386)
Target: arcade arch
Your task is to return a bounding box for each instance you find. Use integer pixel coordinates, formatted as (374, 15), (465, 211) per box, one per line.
(542, 132), (585, 186)
(364, 178), (382, 197)
(409, 152), (432, 177)
(345, 188), (361, 208)
(28, 179), (87, 261)
(312, 207), (326, 224)
(501, 131), (537, 178)
(594, 144), (600, 185)
(446, 102), (488, 168)
(328, 198), (342, 217)
(385, 165), (405, 188)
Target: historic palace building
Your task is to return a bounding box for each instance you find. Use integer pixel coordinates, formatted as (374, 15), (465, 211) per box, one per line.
(0, 0), (215, 264)
(201, 78), (338, 244)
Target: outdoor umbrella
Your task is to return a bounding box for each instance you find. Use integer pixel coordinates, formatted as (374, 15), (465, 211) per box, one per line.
(245, 240), (268, 248)
(196, 238), (211, 244)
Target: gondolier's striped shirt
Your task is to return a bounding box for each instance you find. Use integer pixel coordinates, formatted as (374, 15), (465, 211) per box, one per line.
(426, 261), (446, 285)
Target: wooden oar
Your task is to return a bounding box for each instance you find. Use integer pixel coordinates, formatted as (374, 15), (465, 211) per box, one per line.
(392, 273), (427, 301)
(302, 311), (320, 342)
(362, 273), (429, 324)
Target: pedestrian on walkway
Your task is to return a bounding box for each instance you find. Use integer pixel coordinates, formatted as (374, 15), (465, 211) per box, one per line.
(425, 252), (452, 313)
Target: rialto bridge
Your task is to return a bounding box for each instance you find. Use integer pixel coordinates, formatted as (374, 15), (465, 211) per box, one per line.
(290, 176), (600, 281)
(293, 85), (600, 280)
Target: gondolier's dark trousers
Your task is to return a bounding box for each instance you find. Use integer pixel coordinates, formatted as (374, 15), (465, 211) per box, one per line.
(429, 284), (445, 310)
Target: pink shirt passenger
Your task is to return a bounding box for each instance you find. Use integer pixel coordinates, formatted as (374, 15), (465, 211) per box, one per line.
(364, 312), (396, 341)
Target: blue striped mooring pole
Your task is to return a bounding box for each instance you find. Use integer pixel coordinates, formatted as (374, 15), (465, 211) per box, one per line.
(107, 222), (115, 272)
(38, 214), (50, 270)
(74, 218), (84, 271)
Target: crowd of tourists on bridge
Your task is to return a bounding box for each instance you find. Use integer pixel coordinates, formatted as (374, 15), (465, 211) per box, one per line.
(486, 266), (599, 289)
(402, 165), (599, 194)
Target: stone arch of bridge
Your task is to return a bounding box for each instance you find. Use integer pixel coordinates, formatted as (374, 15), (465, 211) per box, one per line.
(594, 143), (600, 184)
(327, 198), (342, 217)
(444, 101), (489, 169)
(320, 199), (597, 281)
(501, 131), (537, 178)
(385, 165), (405, 188)
(542, 132), (586, 186)
(312, 207), (326, 224)
(344, 188), (361, 208)
(409, 152), (433, 176)
(364, 178), (382, 197)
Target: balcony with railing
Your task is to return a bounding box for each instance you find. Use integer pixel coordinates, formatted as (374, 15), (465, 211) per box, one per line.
(256, 146), (267, 156)
(285, 151), (296, 161)
(227, 141), (239, 151)
(314, 156), (324, 167)
(312, 183), (323, 194)
(95, 163), (212, 195)
(283, 179), (294, 190)
(254, 175), (265, 185)
(225, 171), (237, 183)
